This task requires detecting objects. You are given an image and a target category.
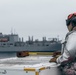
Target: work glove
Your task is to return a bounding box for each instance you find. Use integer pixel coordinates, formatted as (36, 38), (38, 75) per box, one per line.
(52, 52), (61, 57)
(49, 57), (57, 62)
(49, 52), (60, 62)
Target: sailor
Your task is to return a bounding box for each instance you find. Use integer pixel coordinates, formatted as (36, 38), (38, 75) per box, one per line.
(49, 13), (76, 75)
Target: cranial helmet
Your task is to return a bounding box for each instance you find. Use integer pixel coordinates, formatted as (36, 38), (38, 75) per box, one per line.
(66, 13), (76, 27)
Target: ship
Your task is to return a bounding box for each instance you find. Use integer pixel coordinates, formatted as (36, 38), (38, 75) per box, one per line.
(0, 33), (62, 53)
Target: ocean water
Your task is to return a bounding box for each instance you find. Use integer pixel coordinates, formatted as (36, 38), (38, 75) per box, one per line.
(0, 53), (16, 59)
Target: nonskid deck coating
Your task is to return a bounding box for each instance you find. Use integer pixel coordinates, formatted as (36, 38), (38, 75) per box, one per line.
(0, 55), (53, 67)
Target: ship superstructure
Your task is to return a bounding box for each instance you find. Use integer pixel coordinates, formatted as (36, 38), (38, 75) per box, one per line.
(0, 33), (62, 52)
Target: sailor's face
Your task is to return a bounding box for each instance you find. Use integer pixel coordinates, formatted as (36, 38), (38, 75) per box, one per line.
(67, 23), (73, 31)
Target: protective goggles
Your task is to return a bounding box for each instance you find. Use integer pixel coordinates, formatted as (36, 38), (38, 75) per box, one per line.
(66, 19), (71, 26)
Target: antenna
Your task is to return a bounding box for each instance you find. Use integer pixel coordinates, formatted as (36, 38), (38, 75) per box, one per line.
(11, 28), (13, 34)
(57, 35), (59, 41)
(14, 29), (16, 34)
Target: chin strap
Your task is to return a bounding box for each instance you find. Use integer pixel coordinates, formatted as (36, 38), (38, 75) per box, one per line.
(69, 26), (73, 31)
(70, 23), (76, 31)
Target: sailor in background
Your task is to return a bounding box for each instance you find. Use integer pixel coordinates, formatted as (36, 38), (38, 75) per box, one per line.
(49, 13), (76, 75)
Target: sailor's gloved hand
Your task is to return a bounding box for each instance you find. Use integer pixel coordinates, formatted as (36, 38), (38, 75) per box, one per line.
(49, 57), (57, 62)
(52, 52), (61, 57)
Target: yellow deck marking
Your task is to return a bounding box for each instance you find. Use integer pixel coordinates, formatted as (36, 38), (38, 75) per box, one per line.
(24, 68), (35, 71)
(39, 67), (45, 70)
(36, 72), (39, 75)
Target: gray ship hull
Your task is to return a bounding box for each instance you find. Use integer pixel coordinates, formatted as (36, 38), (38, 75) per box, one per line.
(0, 43), (61, 52)
(0, 33), (62, 52)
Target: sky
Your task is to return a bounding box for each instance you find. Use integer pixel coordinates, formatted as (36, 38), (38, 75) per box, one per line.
(0, 0), (76, 41)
